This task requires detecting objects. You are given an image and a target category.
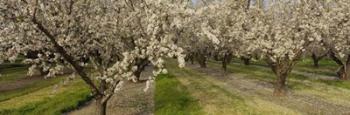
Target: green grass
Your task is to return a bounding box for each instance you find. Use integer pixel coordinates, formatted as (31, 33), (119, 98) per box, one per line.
(0, 77), (64, 102)
(209, 61), (311, 90)
(296, 58), (338, 76)
(0, 80), (91, 115)
(0, 63), (92, 115)
(318, 79), (350, 89)
(155, 74), (202, 115)
(233, 58), (339, 77)
(166, 61), (300, 114)
(0, 66), (28, 84)
(217, 59), (350, 90)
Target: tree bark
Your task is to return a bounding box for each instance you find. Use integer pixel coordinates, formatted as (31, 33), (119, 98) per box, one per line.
(222, 53), (233, 71)
(311, 53), (320, 68)
(31, 9), (102, 95)
(267, 59), (293, 96)
(96, 97), (108, 115)
(196, 52), (207, 68)
(337, 55), (350, 80)
(273, 69), (288, 96)
(241, 57), (250, 65)
(134, 59), (149, 81)
(329, 51), (350, 80)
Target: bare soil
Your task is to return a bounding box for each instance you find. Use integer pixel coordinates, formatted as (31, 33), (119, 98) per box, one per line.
(68, 67), (154, 115)
(0, 76), (44, 92)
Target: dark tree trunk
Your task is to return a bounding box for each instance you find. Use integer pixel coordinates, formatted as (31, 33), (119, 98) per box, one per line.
(190, 56), (194, 64)
(241, 57), (250, 65)
(134, 59), (149, 81)
(222, 53), (233, 71)
(196, 52), (207, 68)
(214, 54), (220, 61)
(329, 51), (349, 80)
(198, 57), (207, 68)
(185, 54), (195, 64)
(311, 53), (320, 68)
(337, 55), (350, 80)
(222, 60), (227, 71)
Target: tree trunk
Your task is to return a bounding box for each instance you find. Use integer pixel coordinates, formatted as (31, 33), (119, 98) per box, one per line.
(222, 53), (233, 71)
(274, 70), (288, 96)
(337, 55), (350, 80)
(214, 54), (220, 61)
(222, 58), (227, 71)
(134, 59), (149, 82)
(241, 57), (250, 65)
(311, 53), (320, 68)
(198, 58), (207, 68)
(190, 56), (194, 64)
(196, 52), (207, 68)
(268, 60), (293, 96)
(96, 97), (108, 115)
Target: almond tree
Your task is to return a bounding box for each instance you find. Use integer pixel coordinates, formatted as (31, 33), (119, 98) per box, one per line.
(244, 1), (326, 96)
(0, 0), (188, 114)
(321, 0), (350, 80)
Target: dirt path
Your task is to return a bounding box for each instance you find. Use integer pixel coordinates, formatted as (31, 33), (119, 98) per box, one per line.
(170, 62), (350, 115)
(0, 76), (44, 92)
(68, 67), (154, 115)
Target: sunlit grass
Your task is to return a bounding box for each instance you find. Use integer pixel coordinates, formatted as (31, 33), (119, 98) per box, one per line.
(155, 74), (203, 115)
(167, 61), (300, 115)
(0, 79), (91, 115)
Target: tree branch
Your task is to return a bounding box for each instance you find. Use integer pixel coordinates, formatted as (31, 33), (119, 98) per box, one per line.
(31, 6), (103, 96)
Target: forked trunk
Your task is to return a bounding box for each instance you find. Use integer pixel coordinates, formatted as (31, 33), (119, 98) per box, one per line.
(268, 60), (293, 96)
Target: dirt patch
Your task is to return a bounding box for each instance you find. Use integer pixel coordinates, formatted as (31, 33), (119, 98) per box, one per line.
(68, 67), (154, 115)
(0, 76), (44, 92)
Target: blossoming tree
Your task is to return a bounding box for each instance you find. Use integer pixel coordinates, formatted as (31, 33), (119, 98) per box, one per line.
(0, 0), (188, 114)
(321, 0), (350, 80)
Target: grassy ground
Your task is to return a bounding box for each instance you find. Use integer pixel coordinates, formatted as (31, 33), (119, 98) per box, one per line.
(0, 80), (91, 115)
(0, 63), (92, 115)
(2, 58), (350, 114)
(0, 65), (28, 84)
(230, 58), (350, 90)
(155, 74), (202, 115)
(233, 58), (338, 76)
(164, 59), (350, 114)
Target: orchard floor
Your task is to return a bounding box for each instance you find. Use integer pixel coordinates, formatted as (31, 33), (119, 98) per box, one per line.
(2, 59), (350, 115)
(68, 67), (155, 115)
(166, 61), (350, 115)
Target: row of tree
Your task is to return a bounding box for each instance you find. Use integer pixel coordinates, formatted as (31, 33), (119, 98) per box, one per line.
(0, 0), (349, 114)
(179, 0), (350, 96)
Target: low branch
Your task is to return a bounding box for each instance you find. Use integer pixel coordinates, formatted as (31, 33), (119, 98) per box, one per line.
(31, 7), (103, 96)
